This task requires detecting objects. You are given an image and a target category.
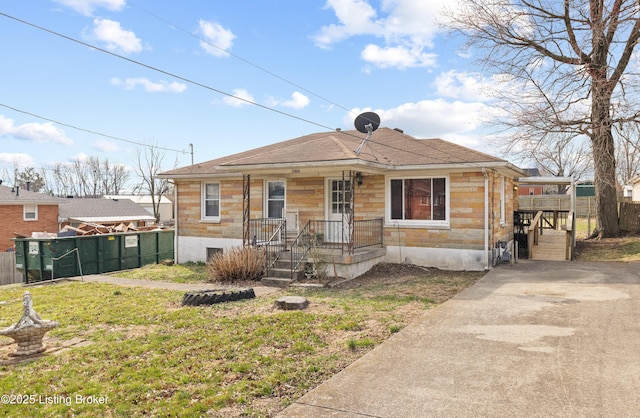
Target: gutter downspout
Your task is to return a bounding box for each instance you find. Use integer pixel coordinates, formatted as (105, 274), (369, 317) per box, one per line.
(483, 167), (489, 270)
(172, 181), (178, 264)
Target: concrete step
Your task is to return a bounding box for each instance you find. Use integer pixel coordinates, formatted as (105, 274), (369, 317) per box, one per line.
(261, 277), (293, 288)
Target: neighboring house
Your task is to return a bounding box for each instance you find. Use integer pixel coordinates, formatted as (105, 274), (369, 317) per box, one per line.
(58, 197), (157, 230)
(160, 127), (525, 275)
(517, 168), (544, 196)
(0, 184), (66, 251)
(627, 177), (640, 202)
(103, 195), (173, 223)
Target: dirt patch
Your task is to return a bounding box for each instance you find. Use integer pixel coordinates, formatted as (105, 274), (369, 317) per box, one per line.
(329, 263), (486, 304)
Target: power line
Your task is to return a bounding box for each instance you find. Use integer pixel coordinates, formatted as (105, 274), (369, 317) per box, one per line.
(0, 103), (189, 155)
(0, 11), (492, 168)
(0, 11), (336, 133)
(127, 1), (357, 116)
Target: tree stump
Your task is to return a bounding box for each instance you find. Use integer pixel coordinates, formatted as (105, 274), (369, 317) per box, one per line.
(273, 296), (309, 310)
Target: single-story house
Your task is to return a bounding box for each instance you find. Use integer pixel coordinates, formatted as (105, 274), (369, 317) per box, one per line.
(104, 195), (174, 223)
(159, 127), (525, 276)
(58, 197), (157, 231)
(0, 184), (66, 251)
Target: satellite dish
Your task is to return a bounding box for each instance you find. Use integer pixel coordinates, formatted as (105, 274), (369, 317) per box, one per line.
(354, 112), (380, 134)
(353, 112), (381, 155)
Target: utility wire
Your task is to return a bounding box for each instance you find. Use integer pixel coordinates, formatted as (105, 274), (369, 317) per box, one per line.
(127, 1), (357, 116)
(0, 11), (336, 133)
(0, 11), (492, 167)
(0, 103), (189, 154)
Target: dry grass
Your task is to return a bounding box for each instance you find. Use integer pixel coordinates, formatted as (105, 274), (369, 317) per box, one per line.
(575, 234), (640, 261)
(0, 263), (484, 417)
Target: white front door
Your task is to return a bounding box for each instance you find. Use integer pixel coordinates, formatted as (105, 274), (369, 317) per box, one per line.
(325, 178), (352, 243)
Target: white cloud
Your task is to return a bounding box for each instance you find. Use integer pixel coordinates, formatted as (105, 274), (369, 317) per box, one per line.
(434, 70), (491, 101)
(315, 0), (446, 69)
(347, 99), (494, 142)
(94, 140), (120, 153)
(70, 152), (89, 163)
(361, 44), (437, 69)
(222, 89), (255, 107)
(267, 92), (311, 110)
(0, 115), (73, 146)
(0, 153), (35, 168)
(54, 0), (125, 16)
(88, 19), (142, 55)
(198, 20), (235, 57)
(110, 77), (187, 93)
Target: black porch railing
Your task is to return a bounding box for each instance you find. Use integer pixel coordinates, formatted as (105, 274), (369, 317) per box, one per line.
(248, 218), (286, 275)
(289, 218), (384, 279)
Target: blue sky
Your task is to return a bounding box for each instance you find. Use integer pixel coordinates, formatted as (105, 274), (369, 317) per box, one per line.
(0, 0), (494, 182)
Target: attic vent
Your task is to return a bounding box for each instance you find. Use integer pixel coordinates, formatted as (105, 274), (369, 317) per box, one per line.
(393, 128), (404, 133)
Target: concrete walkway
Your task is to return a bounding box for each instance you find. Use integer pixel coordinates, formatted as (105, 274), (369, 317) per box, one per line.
(67, 275), (281, 297)
(278, 260), (640, 417)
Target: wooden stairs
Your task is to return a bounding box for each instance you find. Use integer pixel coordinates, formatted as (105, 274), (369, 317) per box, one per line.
(530, 231), (569, 261)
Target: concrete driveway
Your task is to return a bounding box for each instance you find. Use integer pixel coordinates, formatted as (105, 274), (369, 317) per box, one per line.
(278, 260), (640, 417)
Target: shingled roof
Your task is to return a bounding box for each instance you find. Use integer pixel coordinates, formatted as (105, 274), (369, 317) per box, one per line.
(161, 127), (519, 177)
(59, 197), (157, 223)
(0, 185), (66, 205)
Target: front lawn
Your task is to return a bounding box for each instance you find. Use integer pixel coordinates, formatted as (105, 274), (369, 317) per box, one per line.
(0, 264), (484, 417)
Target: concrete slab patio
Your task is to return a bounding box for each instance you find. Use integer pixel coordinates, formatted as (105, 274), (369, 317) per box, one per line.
(278, 260), (640, 418)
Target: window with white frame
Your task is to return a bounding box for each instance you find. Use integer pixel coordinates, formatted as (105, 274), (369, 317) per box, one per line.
(265, 180), (285, 218)
(500, 176), (506, 224)
(388, 176), (448, 225)
(24, 204), (38, 221)
(202, 182), (220, 220)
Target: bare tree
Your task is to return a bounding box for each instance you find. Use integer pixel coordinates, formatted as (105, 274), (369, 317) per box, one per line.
(614, 122), (640, 186)
(134, 146), (175, 223)
(41, 156), (132, 197)
(445, 0), (640, 237)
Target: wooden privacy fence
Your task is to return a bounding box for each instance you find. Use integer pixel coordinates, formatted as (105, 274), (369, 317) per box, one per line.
(0, 252), (22, 286)
(619, 202), (640, 232)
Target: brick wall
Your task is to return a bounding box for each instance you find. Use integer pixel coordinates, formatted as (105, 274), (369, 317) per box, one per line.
(0, 204), (59, 251)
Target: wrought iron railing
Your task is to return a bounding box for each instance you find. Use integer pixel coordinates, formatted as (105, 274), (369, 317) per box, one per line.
(289, 218), (384, 279)
(248, 218), (286, 275)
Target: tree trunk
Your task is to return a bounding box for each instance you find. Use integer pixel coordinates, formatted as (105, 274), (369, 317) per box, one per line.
(591, 87), (620, 238)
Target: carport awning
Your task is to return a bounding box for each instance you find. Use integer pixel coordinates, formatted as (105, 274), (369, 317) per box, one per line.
(516, 176), (574, 185)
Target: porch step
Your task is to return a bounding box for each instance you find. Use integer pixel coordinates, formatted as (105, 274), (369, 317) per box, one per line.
(261, 277), (293, 288)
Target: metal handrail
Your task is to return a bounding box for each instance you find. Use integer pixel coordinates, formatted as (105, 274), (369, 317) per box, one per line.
(290, 221), (312, 279)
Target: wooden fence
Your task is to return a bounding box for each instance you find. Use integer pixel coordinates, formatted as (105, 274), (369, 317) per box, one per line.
(0, 252), (22, 286)
(518, 196), (596, 218)
(619, 202), (640, 232)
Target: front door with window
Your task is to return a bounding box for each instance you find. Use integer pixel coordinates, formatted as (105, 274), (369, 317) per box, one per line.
(326, 178), (352, 243)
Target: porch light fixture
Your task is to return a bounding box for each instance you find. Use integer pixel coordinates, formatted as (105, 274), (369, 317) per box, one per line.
(355, 172), (363, 186)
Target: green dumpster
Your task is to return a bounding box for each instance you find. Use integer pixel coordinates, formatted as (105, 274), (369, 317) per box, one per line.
(12, 230), (175, 284)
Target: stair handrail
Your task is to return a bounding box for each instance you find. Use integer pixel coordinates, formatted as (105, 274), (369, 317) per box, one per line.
(261, 218), (287, 276)
(289, 220), (312, 280)
(527, 211), (543, 259)
(566, 210), (574, 260)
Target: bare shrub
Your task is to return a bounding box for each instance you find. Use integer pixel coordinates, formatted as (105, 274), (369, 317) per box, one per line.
(206, 246), (265, 283)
